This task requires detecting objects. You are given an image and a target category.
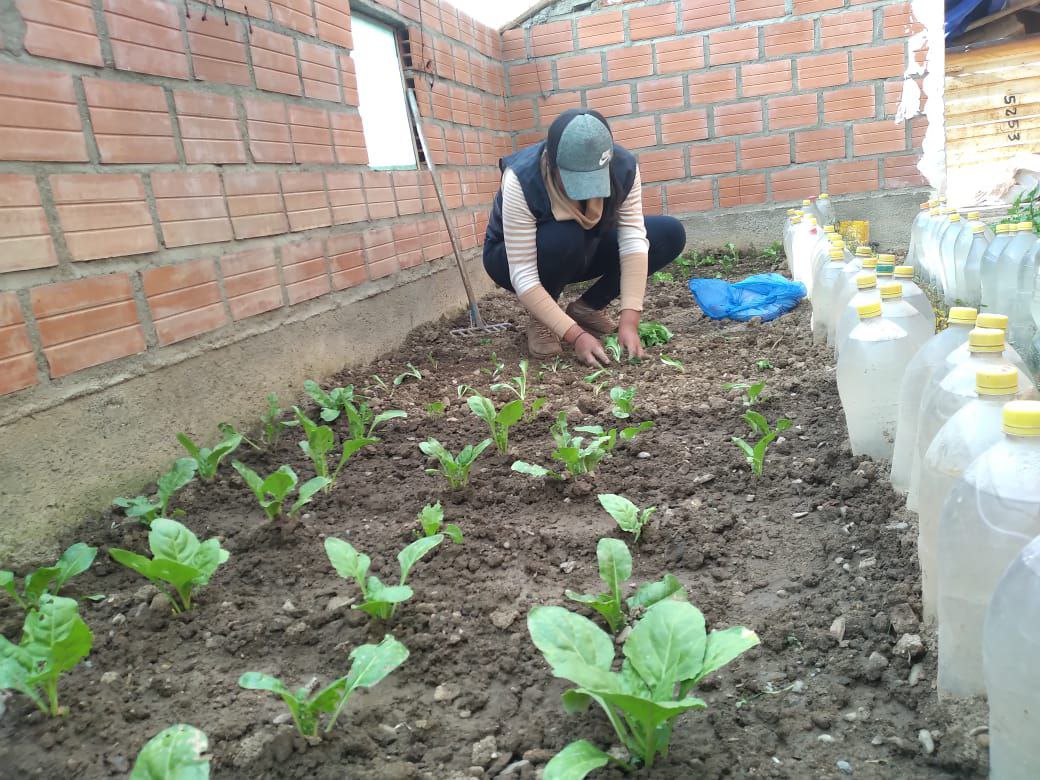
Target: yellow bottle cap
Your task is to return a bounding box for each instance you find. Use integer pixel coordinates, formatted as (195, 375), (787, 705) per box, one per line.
(968, 211), (980, 220)
(862, 257), (878, 269)
(787, 208), (797, 216)
(856, 272), (877, 289)
(829, 248), (845, 260)
(949, 213), (962, 222)
(945, 207), (957, 214)
(855, 246), (873, 257)
(968, 327), (1006, 353)
(824, 225), (836, 233)
(948, 306), (978, 324)
(791, 216), (802, 224)
(1019, 220), (1034, 230)
(976, 313), (1008, 330)
(803, 199), (812, 206)
(880, 281), (902, 299)
(972, 225), (986, 234)
(830, 235), (845, 244)
(1003, 400), (1040, 436)
(939, 195), (948, 202)
(976, 366), (1018, 396)
(857, 301), (882, 319)
(877, 253), (896, 262)
(819, 193), (830, 199)
(930, 208), (941, 216)
(895, 265), (914, 278)
(995, 223), (1009, 233)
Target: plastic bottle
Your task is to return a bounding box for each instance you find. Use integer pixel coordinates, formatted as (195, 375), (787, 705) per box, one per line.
(917, 366), (1024, 622)
(828, 248), (875, 346)
(981, 223), (1014, 311)
(939, 213), (966, 304)
(956, 223), (990, 308)
(946, 312), (1030, 377)
(994, 222), (1037, 330)
(984, 529), (1040, 778)
(1032, 246), (1040, 373)
(938, 400), (1040, 699)
(893, 266), (934, 322)
(905, 201), (933, 271)
(791, 216), (821, 291)
(966, 211), (995, 242)
(816, 193), (837, 227)
(837, 301), (920, 460)
(834, 273), (881, 357)
(1010, 225), (1039, 357)
(879, 281), (933, 352)
(811, 247), (847, 343)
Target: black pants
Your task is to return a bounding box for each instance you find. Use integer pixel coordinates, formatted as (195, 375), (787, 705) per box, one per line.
(482, 215), (687, 309)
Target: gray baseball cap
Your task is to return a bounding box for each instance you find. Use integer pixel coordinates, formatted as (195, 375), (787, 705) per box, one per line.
(547, 109), (614, 200)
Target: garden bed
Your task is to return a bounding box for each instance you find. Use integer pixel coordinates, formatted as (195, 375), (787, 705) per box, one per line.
(0, 251), (989, 779)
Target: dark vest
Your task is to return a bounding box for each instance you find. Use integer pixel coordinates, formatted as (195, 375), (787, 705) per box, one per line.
(484, 141), (638, 246)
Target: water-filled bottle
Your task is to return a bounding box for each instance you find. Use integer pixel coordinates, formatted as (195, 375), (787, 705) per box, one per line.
(946, 312), (1030, 377)
(816, 193), (837, 227)
(879, 281), (933, 352)
(981, 223), (1014, 310)
(828, 249), (875, 346)
(956, 223), (990, 308)
(783, 210), (801, 268)
(906, 201), (933, 271)
(811, 247), (847, 344)
(893, 266), (934, 322)
(791, 216), (820, 290)
(918, 366), (1025, 621)
(965, 211), (994, 241)
(938, 400), (1040, 698)
(1010, 226), (1039, 356)
(835, 273), (881, 356)
(837, 301), (921, 460)
(939, 213), (966, 304)
(994, 222), (1037, 331)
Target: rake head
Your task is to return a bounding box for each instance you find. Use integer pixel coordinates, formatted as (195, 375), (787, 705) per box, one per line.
(450, 321), (513, 338)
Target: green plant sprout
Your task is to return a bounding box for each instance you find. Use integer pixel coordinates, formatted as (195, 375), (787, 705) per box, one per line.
(0, 594), (93, 717)
(130, 724), (210, 779)
(368, 374), (390, 395)
(638, 322), (673, 347)
(660, 354), (685, 373)
(762, 240), (784, 262)
(176, 428), (242, 481)
(294, 408), (379, 492)
(584, 368), (611, 395)
(417, 502), (463, 544)
(491, 359), (546, 419)
(232, 462), (330, 521)
(565, 537), (683, 634)
(419, 437), (492, 490)
(483, 351), (506, 381)
(528, 600), (760, 776)
(325, 535), (444, 620)
(732, 412), (791, 476)
(303, 380), (357, 423)
(341, 397), (407, 440)
(220, 392), (290, 451)
(603, 335), (623, 362)
(721, 242), (740, 272)
(609, 386), (637, 419)
(468, 394), (524, 454)
(239, 635), (408, 739)
(393, 363), (423, 388)
(1, 543), (97, 612)
(541, 356), (569, 373)
(723, 381), (766, 407)
(425, 401), (446, 417)
(512, 412), (652, 479)
(457, 383), (477, 400)
(755, 359), (774, 370)
(113, 458), (197, 526)
(651, 270), (674, 284)
(598, 493), (656, 543)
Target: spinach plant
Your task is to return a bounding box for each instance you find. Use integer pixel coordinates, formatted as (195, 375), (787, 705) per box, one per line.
(660, 354), (685, 373)
(303, 379), (356, 422)
(417, 502), (463, 544)
(598, 494), (655, 543)
(732, 412), (792, 476)
(294, 408), (378, 492)
(528, 600), (760, 775)
(0, 594), (93, 716)
(512, 413), (652, 479)
(723, 381), (766, 407)
(232, 462), (330, 520)
(393, 363), (422, 388)
(491, 359), (546, 419)
(609, 386), (637, 419)
(651, 270), (674, 284)
(113, 458), (197, 525)
(565, 538), (683, 634)
(176, 428), (242, 481)
(342, 398), (406, 440)
(484, 352), (506, 381)
(325, 535), (444, 620)
(603, 335), (623, 362)
(425, 401), (446, 418)
(468, 395), (524, 454)
(239, 635), (408, 739)
(755, 359), (774, 370)
(1, 543), (97, 612)
(131, 724), (210, 779)
(419, 437), (492, 490)
(638, 322), (673, 347)
(109, 518), (229, 613)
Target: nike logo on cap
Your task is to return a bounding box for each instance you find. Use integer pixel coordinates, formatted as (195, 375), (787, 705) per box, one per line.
(599, 149), (613, 167)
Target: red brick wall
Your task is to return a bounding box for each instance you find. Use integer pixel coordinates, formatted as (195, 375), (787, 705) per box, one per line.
(0, 0), (509, 398)
(503, 0), (927, 217)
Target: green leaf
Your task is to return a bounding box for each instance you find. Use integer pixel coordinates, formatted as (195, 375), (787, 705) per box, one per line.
(593, 690), (706, 730)
(511, 461), (554, 479)
(131, 724), (210, 780)
(595, 538), (631, 595)
(290, 477), (331, 515)
(688, 626), (760, 688)
(23, 567), (60, 606)
(52, 543), (97, 592)
(544, 740), (612, 780)
(262, 466), (298, 500)
(564, 591), (623, 634)
(109, 549), (158, 583)
(370, 410), (407, 431)
(0, 571), (16, 602)
(624, 601), (707, 698)
(498, 399), (524, 427)
(732, 437), (755, 462)
(238, 672), (292, 696)
(176, 433), (202, 461)
(527, 606), (614, 673)
(743, 411), (769, 435)
(627, 574), (685, 611)
(397, 535), (443, 584)
(0, 656), (46, 712)
(418, 502), (443, 536)
(317, 635), (410, 732)
(232, 461), (263, 496)
(325, 538), (370, 585)
(158, 459), (197, 504)
(467, 395), (496, 425)
(149, 517), (201, 565)
(597, 494), (639, 534)
(443, 524), (464, 544)
(22, 594), (93, 681)
(364, 582), (413, 605)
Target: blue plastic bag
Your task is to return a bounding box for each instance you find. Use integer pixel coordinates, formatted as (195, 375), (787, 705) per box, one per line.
(688, 273), (807, 323)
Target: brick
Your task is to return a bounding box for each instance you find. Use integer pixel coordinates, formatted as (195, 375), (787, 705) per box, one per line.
(281, 239), (331, 305)
(884, 154), (925, 188)
(884, 3), (922, 39)
(221, 0), (271, 15)
(629, 3), (677, 40)
(17, 0), (103, 66)
(392, 170), (423, 216)
(221, 248), (284, 321)
(339, 53), (358, 106)
(714, 101), (764, 136)
(244, 98), (293, 163)
(104, 0), (188, 80)
(741, 134), (791, 169)
(656, 37), (705, 75)
(681, 0), (730, 31)
(501, 27), (526, 61)
(641, 185), (663, 214)
(280, 172), (331, 233)
(0, 293), (37, 395)
(795, 127), (846, 162)
(639, 148), (686, 183)
(272, 0), (315, 35)
(824, 85), (875, 122)
(586, 84), (632, 118)
(508, 98), (535, 131)
(853, 120), (906, 155)
(610, 115), (657, 149)
(363, 226), (397, 279)
(0, 64), (88, 162)
(821, 10), (874, 49)
(30, 274), (146, 378)
(0, 175), (58, 274)
(530, 20), (573, 57)
(910, 115), (927, 151)
(330, 111), (367, 165)
(288, 105), (333, 164)
(828, 159), (879, 194)
(798, 52), (850, 89)
(741, 60), (793, 98)
(142, 259), (228, 345)
(765, 19), (814, 57)
(173, 90), (246, 164)
(298, 41), (341, 103)
(187, 11), (249, 86)
(709, 27), (759, 66)
(606, 44), (653, 81)
(689, 141), (737, 175)
(251, 27), (301, 96)
(151, 171), (233, 249)
(768, 93), (819, 130)
(577, 11), (623, 48)
(719, 173), (767, 207)
(689, 68), (737, 104)
(534, 92), (579, 129)
(84, 78), (176, 164)
(735, 0), (785, 22)
(394, 222), (423, 270)
(509, 60), (553, 95)
(418, 215), (449, 261)
(327, 232), (366, 290)
(363, 171), (396, 220)
(556, 54), (603, 90)
(665, 180), (713, 213)
(885, 79), (923, 117)
(636, 77), (682, 113)
(793, 0), (843, 10)
(326, 171), (367, 225)
(853, 45), (906, 81)
(314, 0), (351, 47)
(660, 109), (709, 144)
(51, 174), (157, 262)
(224, 171), (288, 240)
(771, 165), (822, 202)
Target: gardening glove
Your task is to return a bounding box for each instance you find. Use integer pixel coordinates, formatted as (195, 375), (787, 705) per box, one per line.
(617, 309), (646, 360)
(568, 329), (610, 368)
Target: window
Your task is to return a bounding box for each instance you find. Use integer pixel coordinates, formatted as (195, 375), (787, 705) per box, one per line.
(351, 15), (417, 169)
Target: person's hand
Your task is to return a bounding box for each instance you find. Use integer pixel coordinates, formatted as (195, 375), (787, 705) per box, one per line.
(572, 330), (610, 368)
(617, 309), (646, 360)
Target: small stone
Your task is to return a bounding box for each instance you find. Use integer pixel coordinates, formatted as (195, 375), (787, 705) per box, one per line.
(111, 613), (126, 626)
(149, 593), (170, 614)
(871, 736), (884, 746)
(559, 561), (576, 574)
(889, 603), (919, 634)
(692, 473), (715, 485)
(909, 664), (924, 686)
(522, 749), (554, 764)
(490, 609), (519, 630)
(836, 760), (853, 775)
(106, 755), (129, 774)
(472, 735), (498, 767)
(434, 684), (460, 702)
(637, 451), (651, 459)
(811, 712), (832, 729)
(746, 494), (755, 502)
(817, 734), (835, 743)
(885, 522), (909, 531)
(844, 711), (858, 722)
(285, 620), (308, 637)
(458, 709), (471, 718)
(918, 729), (935, 755)
(792, 511), (809, 519)
(327, 595), (353, 612)
(830, 616), (847, 641)
(893, 633), (925, 659)
(134, 584), (159, 602)
(497, 759), (531, 777)
(273, 712), (293, 725)
(864, 651), (889, 680)
(857, 557), (877, 570)
(100, 671), (120, 685)
(282, 600), (298, 614)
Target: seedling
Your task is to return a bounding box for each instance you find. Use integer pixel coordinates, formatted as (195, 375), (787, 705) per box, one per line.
(528, 600), (760, 775)
(417, 502), (463, 544)
(721, 241), (740, 272)
(638, 322), (673, 347)
(468, 394), (524, 454)
(109, 518), (229, 613)
(325, 535), (444, 620)
(419, 438), (492, 490)
(260, 393), (291, 447)
(232, 462), (330, 521)
(113, 458), (197, 525)
(755, 359), (774, 370)
(303, 380), (357, 423)
(456, 383), (477, 400)
(368, 374), (390, 395)
(131, 724), (210, 779)
(651, 270), (674, 284)
(565, 537), (683, 633)
(0, 594), (93, 716)
(425, 401), (446, 417)
(341, 398), (407, 440)
(393, 363), (422, 388)
(176, 428), (242, 481)
(598, 493), (655, 543)
(491, 359), (545, 418)
(483, 352), (506, 381)
(584, 368), (611, 396)
(239, 635), (408, 739)
(763, 240), (783, 262)
(540, 356), (568, 374)
(512, 412), (652, 479)
(723, 381), (766, 407)
(294, 407), (379, 492)
(660, 354), (685, 373)
(603, 335), (623, 362)
(609, 386), (637, 419)
(732, 413), (792, 476)
(1, 543), (97, 612)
